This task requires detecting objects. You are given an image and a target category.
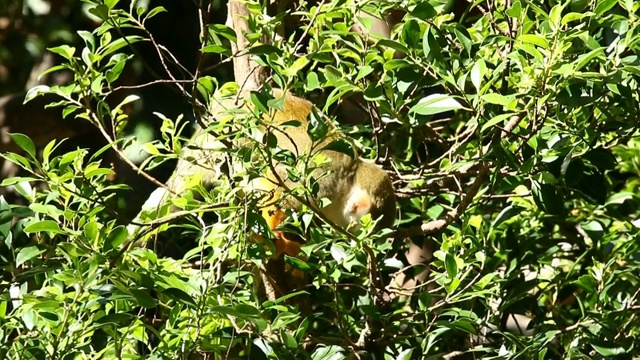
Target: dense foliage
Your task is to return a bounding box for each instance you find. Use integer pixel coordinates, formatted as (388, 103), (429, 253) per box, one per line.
(1, 0), (640, 358)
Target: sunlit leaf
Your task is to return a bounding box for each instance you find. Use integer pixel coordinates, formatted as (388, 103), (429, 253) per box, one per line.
(410, 94), (466, 115)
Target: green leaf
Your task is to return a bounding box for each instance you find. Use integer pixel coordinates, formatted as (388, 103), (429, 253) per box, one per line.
(285, 56), (310, 77)
(106, 58), (127, 83)
(515, 43), (544, 61)
(574, 274), (597, 292)
(531, 181), (564, 215)
(112, 94), (139, 115)
(492, 205), (522, 228)
(13, 180), (33, 201)
(142, 143), (160, 155)
(38, 311), (59, 323)
(24, 85), (50, 103)
(321, 138), (356, 158)
(481, 113), (514, 133)
(578, 172), (607, 204)
(444, 253), (458, 278)
(48, 45), (76, 60)
(29, 203), (62, 219)
(591, 342), (629, 356)
(201, 44), (231, 55)
(572, 48), (604, 71)
(263, 290), (309, 308)
(0, 177), (39, 187)
(595, 0), (617, 15)
(470, 59), (486, 92)
(208, 24), (237, 42)
(355, 65), (373, 82)
(422, 27), (444, 62)
(101, 36), (143, 57)
(196, 76), (217, 99)
(411, 2), (436, 19)
(561, 12), (590, 25)
(402, 19), (422, 50)
(410, 94), (465, 115)
(481, 93), (513, 106)
(104, 0), (119, 9)
(1, 152), (33, 171)
(22, 309), (37, 330)
(570, 0), (590, 11)
(129, 289), (157, 308)
(105, 226), (128, 250)
(549, 4), (565, 28)
(95, 313), (134, 325)
(254, 338), (275, 357)
(235, 303), (261, 316)
(330, 243), (347, 263)
(580, 220), (604, 240)
(518, 34), (549, 49)
(585, 148), (616, 171)
(144, 6), (166, 21)
(305, 72), (320, 90)
(9, 133), (36, 159)
(16, 246), (45, 267)
(89, 4), (110, 21)
(62, 105), (81, 118)
(78, 30), (95, 52)
(606, 192), (634, 205)
(85, 166), (114, 179)
(83, 221), (99, 243)
(396, 348), (414, 359)
(506, 0), (523, 17)
(210, 305), (250, 319)
(250, 91), (270, 113)
(454, 28), (472, 56)
(311, 345), (344, 360)
(24, 220), (62, 234)
(162, 288), (197, 308)
(560, 150), (573, 176)
(284, 255), (313, 272)
(282, 332), (298, 349)
(247, 45), (282, 56)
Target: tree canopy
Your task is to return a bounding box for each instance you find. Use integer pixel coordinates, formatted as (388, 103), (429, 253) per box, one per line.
(1, 0), (640, 358)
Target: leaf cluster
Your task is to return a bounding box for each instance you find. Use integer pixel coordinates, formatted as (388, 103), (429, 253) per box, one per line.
(2, 0), (640, 358)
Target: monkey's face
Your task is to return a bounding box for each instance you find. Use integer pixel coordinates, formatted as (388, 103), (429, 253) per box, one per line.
(342, 186), (373, 229)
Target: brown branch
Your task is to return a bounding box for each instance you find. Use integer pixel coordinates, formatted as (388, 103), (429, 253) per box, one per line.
(394, 111), (520, 234)
(476, 5), (509, 37)
(112, 79), (195, 92)
(225, 0), (291, 302)
(396, 165), (489, 238)
(227, 0), (270, 91)
(292, 0), (325, 54)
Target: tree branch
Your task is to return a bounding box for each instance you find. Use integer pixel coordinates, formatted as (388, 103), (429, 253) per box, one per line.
(396, 165), (489, 238)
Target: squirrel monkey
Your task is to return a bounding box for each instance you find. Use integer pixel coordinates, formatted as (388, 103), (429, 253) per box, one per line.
(247, 90), (396, 257)
(171, 89), (396, 258)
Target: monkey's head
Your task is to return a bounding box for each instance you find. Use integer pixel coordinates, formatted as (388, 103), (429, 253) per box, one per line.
(343, 161), (396, 231)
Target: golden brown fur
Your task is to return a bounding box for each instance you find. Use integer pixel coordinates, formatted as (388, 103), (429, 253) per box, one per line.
(171, 89), (396, 257)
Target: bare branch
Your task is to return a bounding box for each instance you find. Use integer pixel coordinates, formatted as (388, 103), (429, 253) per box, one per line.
(396, 165), (489, 238)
